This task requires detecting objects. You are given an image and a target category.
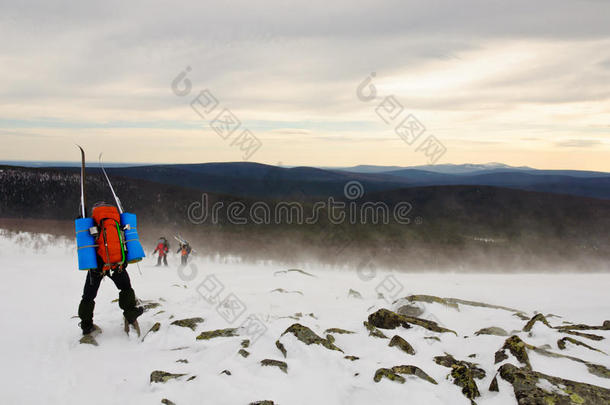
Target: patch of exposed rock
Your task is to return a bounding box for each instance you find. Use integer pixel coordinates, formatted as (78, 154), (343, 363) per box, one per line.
(499, 363), (610, 404)
(171, 317), (204, 331)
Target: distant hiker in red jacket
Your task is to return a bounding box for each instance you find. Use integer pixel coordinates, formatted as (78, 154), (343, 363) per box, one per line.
(153, 237), (169, 266)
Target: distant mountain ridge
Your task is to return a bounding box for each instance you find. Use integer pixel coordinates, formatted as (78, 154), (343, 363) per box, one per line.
(3, 161), (609, 199)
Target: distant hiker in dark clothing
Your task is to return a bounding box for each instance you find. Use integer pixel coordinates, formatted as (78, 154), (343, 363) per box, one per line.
(78, 202), (143, 335)
(177, 242), (192, 265)
(154, 237), (169, 266)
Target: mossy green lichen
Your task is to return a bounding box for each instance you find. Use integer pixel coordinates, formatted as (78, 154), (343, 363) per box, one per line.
(275, 340), (287, 358)
(499, 363), (610, 405)
(260, 359), (288, 374)
(555, 321), (610, 332)
(388, 335), (415, 355)
(495, 335), (532, 369)
(523, 313), (552, 332)
(150, 370), (186, 384)
(557, 337), (605, 354)
(324, 328), (355, 335)
(363, 321), (388, 339)
(391, 365), (437, 385)
(196, 328), (238, 340)
(282, 323), (343, 352)
(367, 308), (457, 335)
(171, 317), (204, 331)
(434, 354), (485, 402)
(563, 330), (604, 341)
(373, 368), (405, 384)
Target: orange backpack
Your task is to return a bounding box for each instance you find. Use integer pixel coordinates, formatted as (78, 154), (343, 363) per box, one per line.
(92, 204), (125, 271)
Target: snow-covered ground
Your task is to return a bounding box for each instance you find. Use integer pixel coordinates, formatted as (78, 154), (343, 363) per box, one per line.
(0, 231), (608, 405)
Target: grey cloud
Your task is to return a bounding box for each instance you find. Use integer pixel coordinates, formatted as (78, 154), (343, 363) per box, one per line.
(556, 139), (603, 148)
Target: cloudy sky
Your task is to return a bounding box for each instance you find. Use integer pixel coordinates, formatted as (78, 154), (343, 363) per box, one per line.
(1, 0), (609, 170)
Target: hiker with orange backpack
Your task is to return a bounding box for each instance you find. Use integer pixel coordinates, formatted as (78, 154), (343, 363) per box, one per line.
(153, 237), (169, 266)
(177, 241), (192, 265)
(77, 202), (144, 336)
(75, 148), (146, 340)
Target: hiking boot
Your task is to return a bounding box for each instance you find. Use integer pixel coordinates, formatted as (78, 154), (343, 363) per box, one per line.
(80, 321), (101, 336)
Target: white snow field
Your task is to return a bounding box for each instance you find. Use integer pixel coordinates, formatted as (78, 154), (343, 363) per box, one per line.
(0, 231), (609, 405)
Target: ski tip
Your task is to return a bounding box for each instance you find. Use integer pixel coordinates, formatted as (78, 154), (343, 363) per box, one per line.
(76, 144), (85, 153)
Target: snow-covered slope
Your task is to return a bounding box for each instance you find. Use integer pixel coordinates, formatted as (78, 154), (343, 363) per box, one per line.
(0, 232), (608, 404)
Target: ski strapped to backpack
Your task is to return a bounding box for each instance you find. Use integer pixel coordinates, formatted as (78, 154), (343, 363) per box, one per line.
(74, 147), (146, 271)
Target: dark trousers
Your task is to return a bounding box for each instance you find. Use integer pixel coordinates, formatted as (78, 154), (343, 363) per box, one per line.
(157, 255), (168, 266)
(82, 268), (133, 301)
(180, 255), (188, 265)
(78, 268), (140, 329)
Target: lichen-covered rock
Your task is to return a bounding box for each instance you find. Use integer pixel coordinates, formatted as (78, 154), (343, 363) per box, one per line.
(523, 313), (551, 332)
(238, 349), (250, 358)
(557, 337), (605, 354)
(260, 359), (287, 373)
(171, 317), (204, 331)
(196, 328), (238, 340)
(525, 339), (610, 379)
(241, 339), (250, 348)
(474, 326), (508, 337)
(220, 369), (231, 376)
(489, 375), (499, 392)
(368, 308), (407, 329)
(499, 363), (610, 404)
(368, 308), (457, 335)
(451, 364), (481, 401)
(434, 354), (486, 379)
(187, 375), (197, 381)
(389, 335), (415, 355)
(324, 328), (355, 335)
(249, 401), (275, 405)
(373, 368), (405, 384)
(434, 354), (485, 402)
(175, 359), (188, 363)
(281, 323), (343, 352)
(161, 399), (176, 405)
(142, 322), (161, 342)
(391, 365), (437, 385)
(150, 370), (186, 383)
(275, 340), (287, 358)
(396, 304), (425, 317)
(344, 355), (359, 361)
(495, 336), (531, 369)
(586, 363), (610, 379)
(555, 322), (610, 331)
(564, 330), (604, 341)
(513, 313), (530, 321)
(424, 336), (441, 342)
(363, 321), (388, 338)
